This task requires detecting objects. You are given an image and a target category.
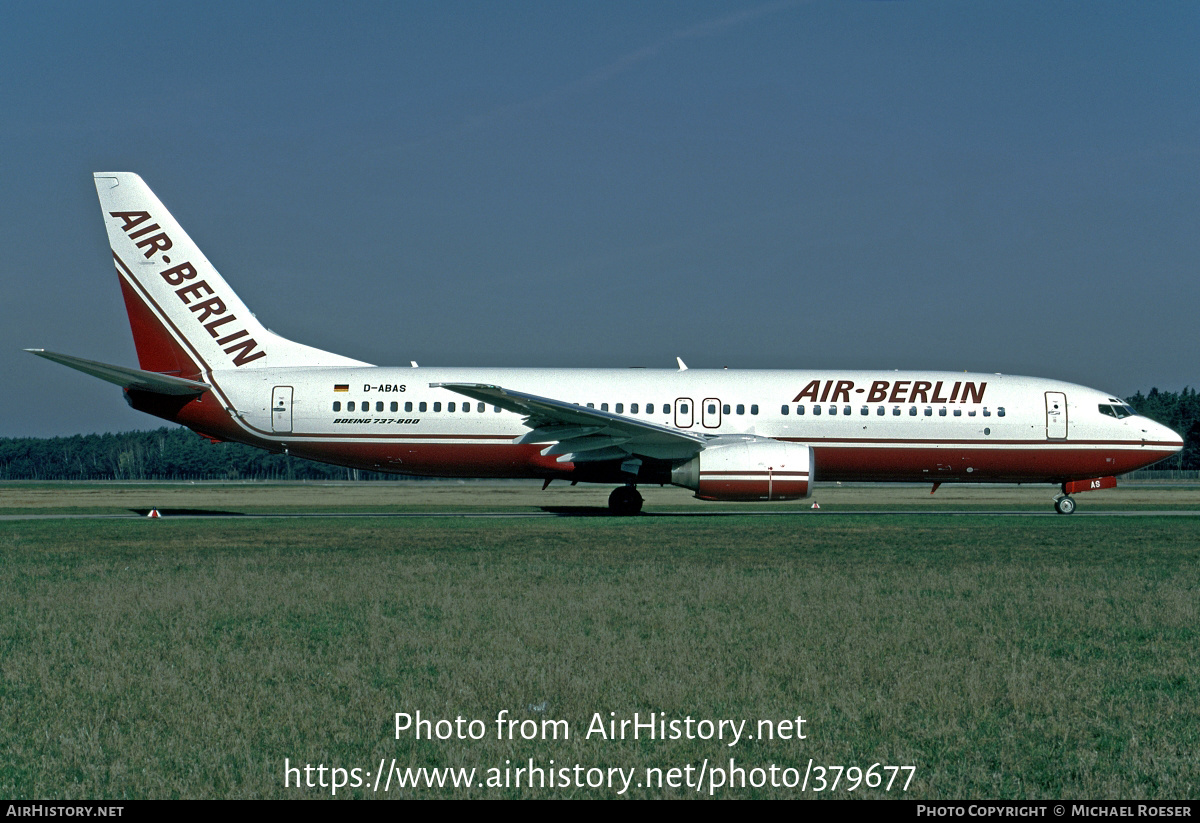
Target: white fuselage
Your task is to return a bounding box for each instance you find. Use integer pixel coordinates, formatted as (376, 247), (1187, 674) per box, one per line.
(182, 366), (1180, 485)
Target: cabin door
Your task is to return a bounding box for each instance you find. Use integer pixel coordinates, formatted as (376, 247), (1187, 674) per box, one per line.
(1045, 391), (1067, 440)
(272, 386), (294, 433)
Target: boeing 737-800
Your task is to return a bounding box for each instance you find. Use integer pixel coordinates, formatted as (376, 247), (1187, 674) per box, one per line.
(27, 173), (1183, 514)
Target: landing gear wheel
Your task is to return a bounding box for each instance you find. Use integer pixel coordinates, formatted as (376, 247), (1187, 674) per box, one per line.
(1054, 495), (1076, 515)
(608, 485), (643, 516)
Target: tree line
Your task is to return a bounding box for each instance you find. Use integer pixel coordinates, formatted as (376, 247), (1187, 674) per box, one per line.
(0, 427), (393, 481)
(1, 387), (1196, 480)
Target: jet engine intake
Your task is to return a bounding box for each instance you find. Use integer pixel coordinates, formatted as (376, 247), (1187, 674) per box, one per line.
(670, 440), (813, 501)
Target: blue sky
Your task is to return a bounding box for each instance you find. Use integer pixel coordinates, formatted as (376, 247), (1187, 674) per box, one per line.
(3, 1), (1198, 437)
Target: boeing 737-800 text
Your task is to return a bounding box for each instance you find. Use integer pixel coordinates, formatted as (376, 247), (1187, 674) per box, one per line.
(27, 173), (1183, 514)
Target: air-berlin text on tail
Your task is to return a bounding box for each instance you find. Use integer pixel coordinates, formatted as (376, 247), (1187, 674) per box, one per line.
(110, 210), (266, 366)
(792, 379), (987, 405)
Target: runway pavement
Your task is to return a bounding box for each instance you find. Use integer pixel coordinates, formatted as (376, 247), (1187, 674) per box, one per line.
(3, 509), (1199, 520)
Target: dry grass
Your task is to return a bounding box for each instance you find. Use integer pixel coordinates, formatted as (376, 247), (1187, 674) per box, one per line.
(1, 507), (1198, 799)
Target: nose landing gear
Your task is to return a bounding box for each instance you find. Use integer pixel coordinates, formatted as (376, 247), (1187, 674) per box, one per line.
(608, 485), (643, 516)
(1053, 476), (1117, 513)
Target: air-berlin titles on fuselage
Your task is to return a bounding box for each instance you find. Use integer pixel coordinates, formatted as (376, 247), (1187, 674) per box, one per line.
(110, 210), (266, 367)
(792, 379), (987, 405)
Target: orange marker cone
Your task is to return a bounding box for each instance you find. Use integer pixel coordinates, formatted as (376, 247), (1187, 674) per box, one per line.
(810, 502), (820, 509)
(147, 508), (161, 518)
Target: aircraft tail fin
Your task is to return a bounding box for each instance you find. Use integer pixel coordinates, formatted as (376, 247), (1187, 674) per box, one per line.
(93, 172), (370, 377)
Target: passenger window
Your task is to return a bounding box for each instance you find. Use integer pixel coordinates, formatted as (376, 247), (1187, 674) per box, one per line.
(796, 405), (805, 415)
(405, 402), (413, 412)
(737, 404), (745, 415)
(983, 408), (991, 417)
(893, 407), (900, 416)
(333, 401), (341, 412)
(390, 402), (398, 412)
(722, 404), (730, 415)
(376, 401), (384, 412)
(924, 407), (932, 416)
(829, 405), (837, 416)
(909, 406), (917, 416)
(601, 403), (609, 412)
(998, 407), (1005, 417)
(681, 403), (689, 414)
(781, 405), (789, 415)
(478, 403), (485, 412)
(448, 402), (456, 412)
(813, 405), (821, 416)
(493, 405), (501, 413)
(462, 403), (470, 413)
(587, 403), (594, 409)
(433, 402), (442, 412)
(968, 410), (976, 417)
(615, 403), (624, 414)
(877, 406), (884, 416)
(844, 405), (851, 416)
(861, 406), (868, 416)
(953, 409), (961, 417)
(646, 403), (654, 414)
(751, 405), (759, 415)
(348, 401), (355, 412)
(938, 407), (946, 417)
(708, 404), (716, 415)
(419, 402), (427, 412)
(631, 403), (639, 414)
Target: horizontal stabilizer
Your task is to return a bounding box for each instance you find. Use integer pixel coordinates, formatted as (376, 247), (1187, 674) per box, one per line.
(24, 349), (210, 396)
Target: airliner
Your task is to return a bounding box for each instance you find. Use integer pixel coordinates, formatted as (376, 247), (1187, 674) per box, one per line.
(27, 173), (1183, 514)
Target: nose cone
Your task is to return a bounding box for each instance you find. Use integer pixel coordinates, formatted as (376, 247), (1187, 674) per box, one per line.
(1146, 419), (1185, 451)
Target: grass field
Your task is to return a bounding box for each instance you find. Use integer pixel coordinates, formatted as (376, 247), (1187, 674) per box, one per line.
(1, 483), (1198, 799)
(4, 478), (1200, 515)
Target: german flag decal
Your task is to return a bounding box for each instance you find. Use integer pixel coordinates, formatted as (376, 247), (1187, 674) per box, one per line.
(334, 384), (349, 392)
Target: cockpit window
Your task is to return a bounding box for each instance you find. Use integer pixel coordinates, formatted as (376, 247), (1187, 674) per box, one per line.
(1099, 404), (1137, 419)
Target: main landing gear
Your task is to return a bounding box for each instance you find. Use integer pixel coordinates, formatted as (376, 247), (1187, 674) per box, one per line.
(1053, 495), (1077, 515)
(608, 485), (644, 516)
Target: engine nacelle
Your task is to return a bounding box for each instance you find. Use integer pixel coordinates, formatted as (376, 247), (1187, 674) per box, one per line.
(670, 440), (814, 501)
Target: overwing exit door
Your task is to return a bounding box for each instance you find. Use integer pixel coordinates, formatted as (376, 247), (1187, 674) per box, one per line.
(272, 386), (293, 433)
(702, 398), (722, 428)
(674, 397), (694, 428)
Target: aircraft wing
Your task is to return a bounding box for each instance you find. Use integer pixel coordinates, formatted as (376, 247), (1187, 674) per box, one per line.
(431, 382), (711, 462)
(25, 349), (210, 396)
